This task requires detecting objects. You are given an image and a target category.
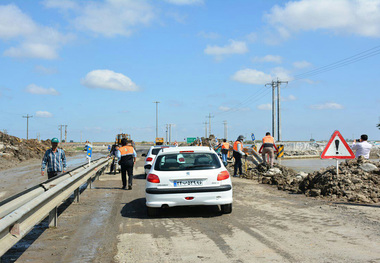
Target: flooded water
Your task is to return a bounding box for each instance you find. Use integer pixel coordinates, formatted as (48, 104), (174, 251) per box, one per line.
(278, 158), (378, 173)
(277, 158), (337, 173)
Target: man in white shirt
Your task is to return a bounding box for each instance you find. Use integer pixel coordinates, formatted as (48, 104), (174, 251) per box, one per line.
(351, 134), (372, 159)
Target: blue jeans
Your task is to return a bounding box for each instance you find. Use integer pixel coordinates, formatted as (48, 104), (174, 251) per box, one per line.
(222, 153), (228, 164)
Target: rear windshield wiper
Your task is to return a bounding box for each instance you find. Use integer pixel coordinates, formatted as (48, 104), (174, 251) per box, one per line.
(185, 164), (215, 169)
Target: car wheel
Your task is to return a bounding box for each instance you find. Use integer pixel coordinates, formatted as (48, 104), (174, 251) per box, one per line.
(221, 203), (232, 214)
(147, 207), (160, 217)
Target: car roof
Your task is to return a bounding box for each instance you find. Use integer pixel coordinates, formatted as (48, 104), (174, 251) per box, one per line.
(149, 145), (175, 149)
(157, 146), (214, 154)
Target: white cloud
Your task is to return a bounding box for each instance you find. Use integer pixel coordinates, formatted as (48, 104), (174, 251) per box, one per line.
(293, 61), (312, 69)
(35, 111), (53, 118)
(232, 69), (272, 85)
(0, 4), (72, 59)
(42, 0), (78, 10)
(253, 55), (282, 64)
(73, 0), (155, 37)
(246, 32), (257, 43)
(81, 69), (139, 92)
(218, 106), (231, 111)
(271, 67), (293, 81)
(281, 95), (297, 101)
(204, 40), (248, 57)
(25, 84), (60, 95)
(232, 67), (293, 85)
(198, 31), (220, 39)
(265, 0), (380, 38)
(257, 104), (272, 110)
(35, 65), (58, 75)
(310, 102), (344, 110)
(164, 0), (203, 5)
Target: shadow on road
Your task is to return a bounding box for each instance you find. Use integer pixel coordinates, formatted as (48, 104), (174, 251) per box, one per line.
(120, 198), (223, 219)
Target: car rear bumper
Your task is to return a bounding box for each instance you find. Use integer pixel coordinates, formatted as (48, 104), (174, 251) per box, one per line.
(146, 185), (232, 194)
(146, 187), (232, 208)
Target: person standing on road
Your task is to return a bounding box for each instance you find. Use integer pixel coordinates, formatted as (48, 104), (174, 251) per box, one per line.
(108, 144), (120, 173)
(118, 139), (136, 190)
(221, 139), (230, 166)
(351, 134), (372, 159)
(41, 138), (67, 179)
(261, 132), (275, 167)
(233, 135), (245, 177)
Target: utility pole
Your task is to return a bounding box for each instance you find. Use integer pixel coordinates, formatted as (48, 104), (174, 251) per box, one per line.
(276, 79), (288, 142)
(153, 101), (160, 139)
(203, 121), (208, 138)
(265, 81), (276, 140)
(168, 124), (174, 144)
(64, 125), (68, 143)
(165, 124), (168, 144)
(58, 125), (64, 142)
(223, 120), (228, 140)
(23, 114), (33, 140)
(206, 113), (214, 137)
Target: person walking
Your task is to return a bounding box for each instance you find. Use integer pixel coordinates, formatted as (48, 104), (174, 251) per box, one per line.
(108, 144), (120, 173)
(118, 139), (136, 189)
(221, 139), (230, 166)
(261, 132), (275, 167)
(233, 135), (245, 177)
(351, 134), (372, 159)
(41, 137), (67, 179)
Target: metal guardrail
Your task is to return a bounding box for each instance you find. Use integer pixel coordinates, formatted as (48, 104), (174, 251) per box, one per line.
(0, 157), (109, 257)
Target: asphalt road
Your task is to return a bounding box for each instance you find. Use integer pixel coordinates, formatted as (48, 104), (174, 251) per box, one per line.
(2, 150), (380, 263)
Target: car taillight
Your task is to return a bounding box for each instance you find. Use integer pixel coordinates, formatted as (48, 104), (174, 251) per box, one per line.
(217, 170), (230, 181)
(146, 157), (153, 162)
(147, 173), (160, 183)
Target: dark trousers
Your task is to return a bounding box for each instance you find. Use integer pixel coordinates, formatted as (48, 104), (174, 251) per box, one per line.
(48, 171), (60, 179)
(233, 152), (242, 175)
(110, 158), (115, 173)
(121, 164), (134, 187)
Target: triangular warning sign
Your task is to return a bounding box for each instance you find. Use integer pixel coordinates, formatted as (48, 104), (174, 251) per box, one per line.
(321, 130), (355, 159)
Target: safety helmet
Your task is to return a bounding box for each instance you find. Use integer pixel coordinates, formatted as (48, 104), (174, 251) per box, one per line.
(237, 135), (245, 141)
(51, 137), (59, 143)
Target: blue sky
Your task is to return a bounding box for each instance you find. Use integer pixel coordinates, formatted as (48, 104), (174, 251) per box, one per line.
(0, 0), (379, 143)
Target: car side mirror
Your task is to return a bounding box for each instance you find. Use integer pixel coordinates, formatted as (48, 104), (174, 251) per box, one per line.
(142, 153), (146, 157)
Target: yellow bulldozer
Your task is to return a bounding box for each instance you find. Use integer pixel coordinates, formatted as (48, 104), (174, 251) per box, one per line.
(116, 133), (133, 146)
(155, 137), (164, 145)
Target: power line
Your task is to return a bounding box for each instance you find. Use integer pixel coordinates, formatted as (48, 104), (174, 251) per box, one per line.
(293, 45), (380, 81)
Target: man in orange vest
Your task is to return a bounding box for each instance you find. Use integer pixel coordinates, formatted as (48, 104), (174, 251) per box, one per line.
(262, 132), (275, 167)
(118, 138), (137, 189)
(233, 135), (245, 177)
(221, 139), (230, 166)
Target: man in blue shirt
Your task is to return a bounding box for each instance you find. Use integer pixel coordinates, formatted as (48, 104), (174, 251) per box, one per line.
(41, 138), (67, 179)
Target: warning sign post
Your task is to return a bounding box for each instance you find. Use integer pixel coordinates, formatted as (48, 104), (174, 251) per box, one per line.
(320, 130), (355, 175)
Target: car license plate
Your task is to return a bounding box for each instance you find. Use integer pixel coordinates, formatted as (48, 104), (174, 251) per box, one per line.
(174, 180), (203, 187)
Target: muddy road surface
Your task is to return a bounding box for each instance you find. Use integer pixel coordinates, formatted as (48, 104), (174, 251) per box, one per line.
(2, 148), (380, 262)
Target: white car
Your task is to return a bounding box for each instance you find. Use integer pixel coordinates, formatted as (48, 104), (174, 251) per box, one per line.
(143, 145), (174, 176)
(145, 146), (233, 217)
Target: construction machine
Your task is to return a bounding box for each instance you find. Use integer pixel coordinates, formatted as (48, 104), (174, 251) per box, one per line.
(116, 133), (133, 145)
(155, 137), (164, 145)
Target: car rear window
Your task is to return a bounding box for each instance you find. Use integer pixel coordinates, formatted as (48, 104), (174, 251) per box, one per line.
(151, 148), (161, 155)
(154, 153), (221, 171)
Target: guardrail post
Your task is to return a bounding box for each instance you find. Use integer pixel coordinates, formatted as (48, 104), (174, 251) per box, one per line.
(87, 178), (92, 189)
(74, 188), (80, 203)
(48, 207), (58, 228)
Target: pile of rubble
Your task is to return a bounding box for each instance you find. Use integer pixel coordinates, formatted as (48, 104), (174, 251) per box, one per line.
(228, 157), (380, 204)
(0, 131), (51, 170)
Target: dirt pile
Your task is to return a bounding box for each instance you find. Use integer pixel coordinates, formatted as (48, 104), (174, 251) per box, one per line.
(0, 132), (51, 169)
(228, 157), (380, 204)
